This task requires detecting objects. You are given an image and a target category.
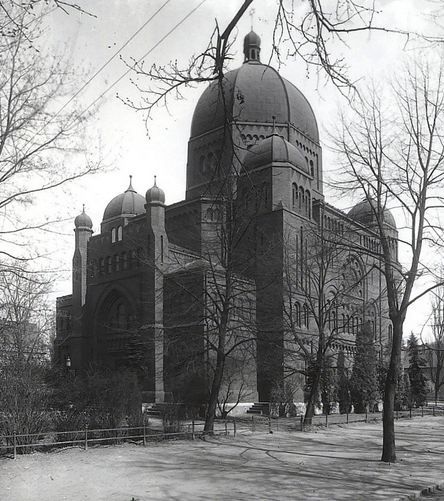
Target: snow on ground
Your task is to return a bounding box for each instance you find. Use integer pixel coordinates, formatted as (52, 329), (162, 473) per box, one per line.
(1, 416), (443, 501)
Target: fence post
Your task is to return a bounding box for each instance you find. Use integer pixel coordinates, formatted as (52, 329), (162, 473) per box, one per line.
(409, 407), (412, 419)
(365, 410), (368, 423)
(252, 415), (255, 432)
(143, 418), (147, 446)
(13, 430), (17, 460)
(84, 424), (88, 451)
(268, 415), (272, 434)
(325, 413), (328, 428)
(233, 418), (237, 438)
(300, 415), (303, 432)
(224, 420), (228, 436)
(192, 419), (195, 440)
(421, 406), (424, 417)
(346, 410), (349, 424)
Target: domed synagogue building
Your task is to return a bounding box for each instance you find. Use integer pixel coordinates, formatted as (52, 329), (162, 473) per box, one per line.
(55, 32), (398, 406)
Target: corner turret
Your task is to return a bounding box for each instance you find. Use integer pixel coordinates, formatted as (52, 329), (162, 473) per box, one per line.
(73, 205), (93, 308)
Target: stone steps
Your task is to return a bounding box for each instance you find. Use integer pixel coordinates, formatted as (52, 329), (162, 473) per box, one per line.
(246, 402), (270, 416)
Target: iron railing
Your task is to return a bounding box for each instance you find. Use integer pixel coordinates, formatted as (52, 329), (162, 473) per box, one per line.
(0, 419), (234, 459)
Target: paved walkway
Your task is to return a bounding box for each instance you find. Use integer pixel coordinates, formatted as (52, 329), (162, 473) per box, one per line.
(1, 416), (443, 500)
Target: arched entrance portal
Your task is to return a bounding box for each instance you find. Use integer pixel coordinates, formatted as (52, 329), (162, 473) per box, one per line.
(94, 289), (144, 369)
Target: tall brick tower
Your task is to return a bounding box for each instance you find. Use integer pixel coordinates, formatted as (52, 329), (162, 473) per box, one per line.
(71, 206), (93, 367)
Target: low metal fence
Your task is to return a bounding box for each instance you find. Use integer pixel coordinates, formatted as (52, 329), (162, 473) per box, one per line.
(230, 405), (444, 434)
(2, 406), (442, 459)
(0, 419), (234, 459)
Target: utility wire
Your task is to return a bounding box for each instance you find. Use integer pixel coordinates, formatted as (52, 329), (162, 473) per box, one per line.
(77, 0), (208, 121)
(19, 0), (207, 166)
(41, 0), (172, 130)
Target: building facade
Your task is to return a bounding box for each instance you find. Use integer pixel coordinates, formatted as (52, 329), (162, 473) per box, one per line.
(55, 32), (398, 405)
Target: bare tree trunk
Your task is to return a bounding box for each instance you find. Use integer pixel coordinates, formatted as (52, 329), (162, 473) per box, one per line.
(381, 319), (403, 462)
(304, 344), (324, 425)
(304, 368), (322, 425)
(204, 345), (225, 435)
(434, 363), (441, 404)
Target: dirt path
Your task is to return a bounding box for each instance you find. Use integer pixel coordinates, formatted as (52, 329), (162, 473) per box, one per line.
(1, 416), (443, 500)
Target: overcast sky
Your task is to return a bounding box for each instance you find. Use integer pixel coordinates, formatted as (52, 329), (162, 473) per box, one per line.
(38, 0), (442, 338)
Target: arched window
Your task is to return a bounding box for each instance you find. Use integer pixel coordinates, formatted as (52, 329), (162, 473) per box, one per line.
(295, 302), (301, 327)
(111, 228), (116, 243)
(305, 190), (311, 218)
(106, 256), (112, 274)
(299, 186), (304, 210)
(117, 226), (123, 241)
(117, 303), (127, 330)
(292, 183), (298, 209)
(121, 252), (128, 271)
(303, 304), (309, 328)
(114, 254), (120, 272)
(310, 159), (314, 177)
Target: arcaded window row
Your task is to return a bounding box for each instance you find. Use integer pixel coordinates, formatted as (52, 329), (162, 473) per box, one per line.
(292, 183), (311, 218)
(90, 248), (144, 277)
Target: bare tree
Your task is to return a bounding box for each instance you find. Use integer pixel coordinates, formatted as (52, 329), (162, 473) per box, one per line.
(0, 269), (52, 365)
(426, 286), (444, 403)
(0, 268), (54, 442)
(332, 58), (444, 462)
(121, 0), (429, 129)
(1, 0), (92, 42)
(281, 208), (380, 423)
(217, 370), (249, 419)
(163, 192), (258, 434)
(0, 3), (101, 273)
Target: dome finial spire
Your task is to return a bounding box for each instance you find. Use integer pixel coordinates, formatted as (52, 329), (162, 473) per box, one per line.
(146, 176), (165, 205)
(249, 7), (255, 30)
(126, 175), (135, 193)
(75, 204), (93, 229)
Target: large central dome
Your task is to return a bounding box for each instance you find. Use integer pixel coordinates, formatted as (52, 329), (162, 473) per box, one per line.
(190, 32), (319, 143)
